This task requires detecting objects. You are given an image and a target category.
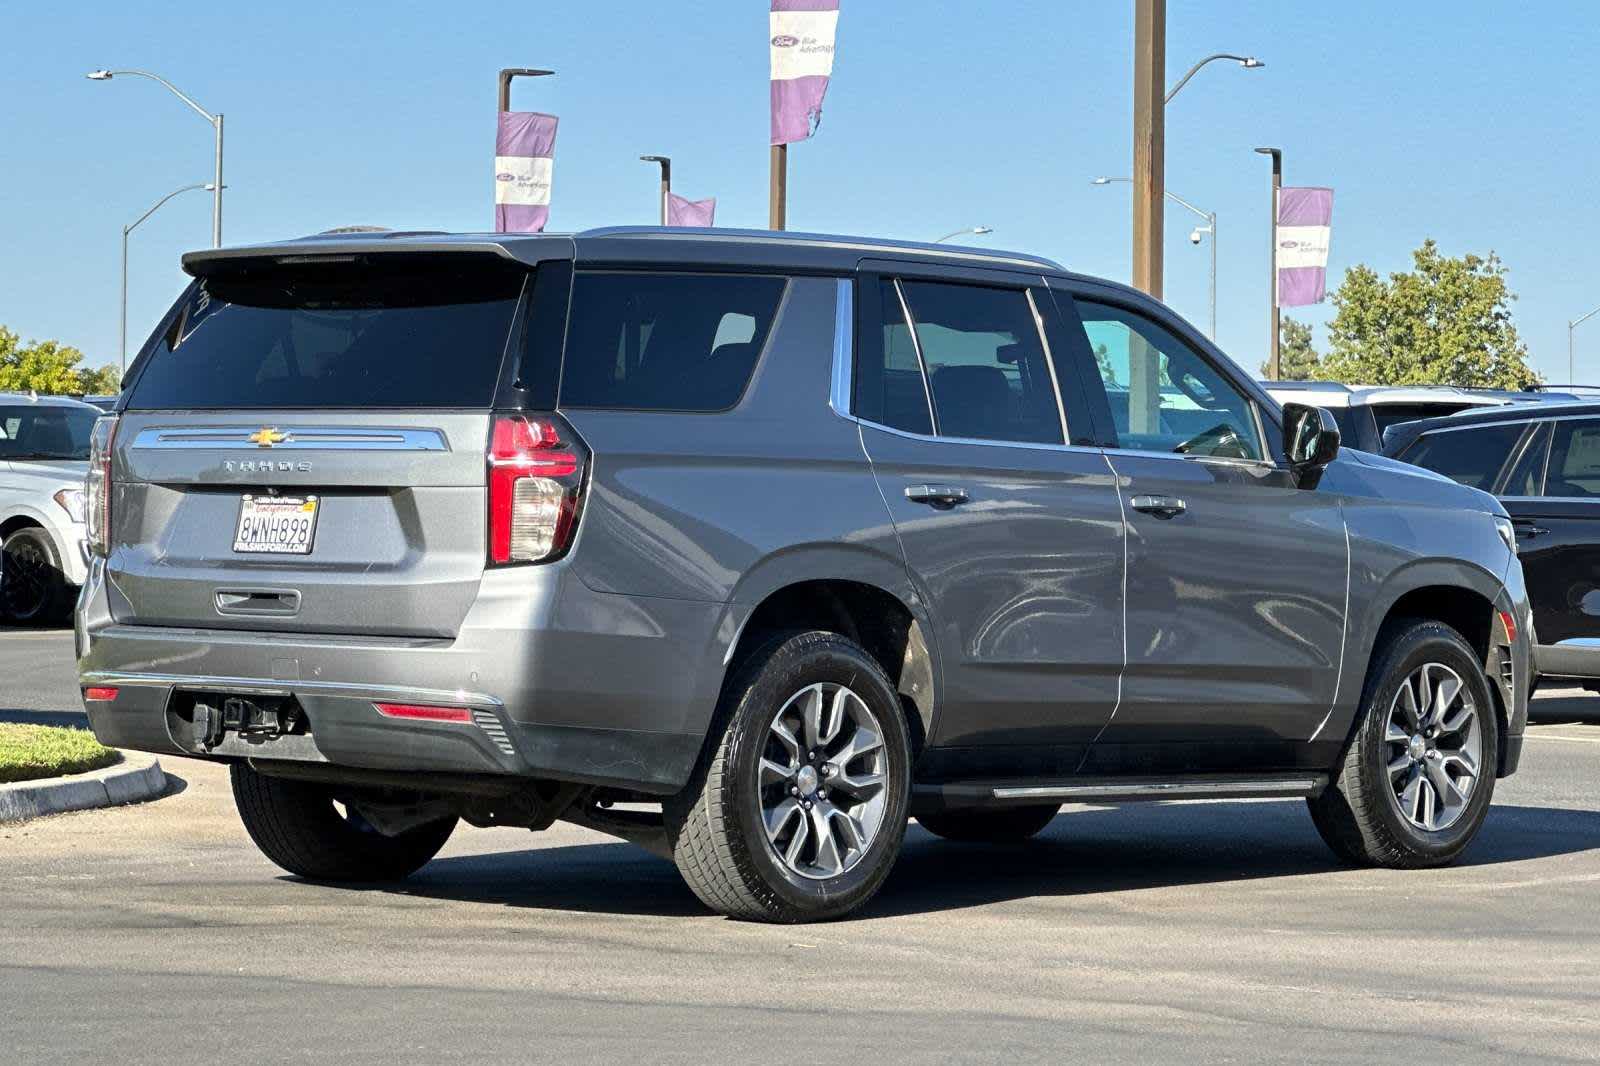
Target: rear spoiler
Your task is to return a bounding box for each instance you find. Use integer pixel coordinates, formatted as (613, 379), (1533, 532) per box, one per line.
(181, 233), (576, 279)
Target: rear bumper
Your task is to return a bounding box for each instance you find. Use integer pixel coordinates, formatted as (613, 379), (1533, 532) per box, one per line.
(76, 559), (729, 794)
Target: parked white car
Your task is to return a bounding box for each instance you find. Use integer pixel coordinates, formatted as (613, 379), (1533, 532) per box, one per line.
(1262, 382), (1534, 453)
(0, 393), (101, 623)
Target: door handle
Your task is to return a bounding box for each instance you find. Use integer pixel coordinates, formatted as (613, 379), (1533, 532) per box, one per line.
(1512, 520), (1550, 538)
(1130, 494), (1187, 519)
(905, 485), (970, 509)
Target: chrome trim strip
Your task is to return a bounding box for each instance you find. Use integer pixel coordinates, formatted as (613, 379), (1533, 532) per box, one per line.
(992, 778), (1321, 800)
(829, 278), (853, 417)
(130, 427), (450, 452)
(80, 670), (502, 708)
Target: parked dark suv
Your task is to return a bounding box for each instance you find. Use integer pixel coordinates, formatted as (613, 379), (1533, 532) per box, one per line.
(1387, 401), (1600, 688)
(79, 228), (1530, 922)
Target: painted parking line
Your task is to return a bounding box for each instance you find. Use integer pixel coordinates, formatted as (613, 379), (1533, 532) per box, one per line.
(1523, 733), (1600, 745)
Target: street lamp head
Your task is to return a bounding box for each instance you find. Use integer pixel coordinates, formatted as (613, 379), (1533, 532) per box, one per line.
(86, 70), (114, 80)
(972, 226), (994, 236)
(639, 155), (668, 163)
(1091, 177), (1111, 185)
(1240, 57), (1264, 68)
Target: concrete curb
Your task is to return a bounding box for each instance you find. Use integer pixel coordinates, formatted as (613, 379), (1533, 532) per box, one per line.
(0, 754), (167, 824)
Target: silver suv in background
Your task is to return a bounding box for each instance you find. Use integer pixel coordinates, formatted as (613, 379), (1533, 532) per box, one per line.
(80, 229), (1530, 922)
(0, 393), (99, 623)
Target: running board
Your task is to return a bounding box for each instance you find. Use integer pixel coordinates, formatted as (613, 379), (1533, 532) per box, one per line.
(915, 774), (1327, 810)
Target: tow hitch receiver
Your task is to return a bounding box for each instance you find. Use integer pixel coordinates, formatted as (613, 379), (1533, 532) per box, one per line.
(188, 694), (303, 750)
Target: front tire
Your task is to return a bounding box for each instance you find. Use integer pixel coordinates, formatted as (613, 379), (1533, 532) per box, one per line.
(230, 763), (456, 882)
(917, 805), (1060, 843)
(1308, 620), (1498, 868)
(1, 527), (71, 625)
(666, 630), (913, 923)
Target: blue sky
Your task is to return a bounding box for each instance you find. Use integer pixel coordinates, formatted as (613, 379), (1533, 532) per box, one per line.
(3, 1), (1597, 381)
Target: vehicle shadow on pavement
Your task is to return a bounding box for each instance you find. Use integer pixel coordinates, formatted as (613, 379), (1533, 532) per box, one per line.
(373, 800), (1600, 920)
(1528, 693), (1600, 726)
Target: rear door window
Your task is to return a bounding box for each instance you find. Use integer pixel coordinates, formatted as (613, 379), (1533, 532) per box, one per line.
(1544, 419), (1600, 497)
(896, 280), (1064, 445)
(1501, 421), (1551, 496)
(1398, 422), (1527, 489)
(126, 259), (527, 410)
(853, 278), (934, 436)
(558, 272), (787, 411)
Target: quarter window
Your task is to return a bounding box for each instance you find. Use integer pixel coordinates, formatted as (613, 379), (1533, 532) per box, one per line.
(1073, 300), (1264, 461)
(559, 272), (787, 411)
(1398, 423), (1527, 490)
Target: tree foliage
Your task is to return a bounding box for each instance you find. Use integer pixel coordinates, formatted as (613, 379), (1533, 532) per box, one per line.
(0, 326), (120, 396)
(1261, 316), (1321, 379)
(1317, 240), (1537, 390)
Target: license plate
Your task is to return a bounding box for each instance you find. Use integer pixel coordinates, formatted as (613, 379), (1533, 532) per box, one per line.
(233, 494), (319, 555)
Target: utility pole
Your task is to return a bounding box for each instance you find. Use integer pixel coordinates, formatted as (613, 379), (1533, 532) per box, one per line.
(770, 144), (788, 231)
(1131, 0), (1165, 299)
(1256, 147), (1283, 379)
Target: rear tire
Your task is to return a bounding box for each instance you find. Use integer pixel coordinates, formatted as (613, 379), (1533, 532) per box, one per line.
(230, 763), (456, 882)
(665, 630), (912, 923)
(1, 527), (72, 626)
(1308, 620), (1497, 868)
(917, 805), (1060, 843)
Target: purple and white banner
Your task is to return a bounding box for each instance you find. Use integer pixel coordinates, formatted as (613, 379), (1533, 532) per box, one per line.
(1276, 187), (1334, 307)
(494, 111), (558, 233)
(770, 0), (839, 146)
(666, 192), (716, 227)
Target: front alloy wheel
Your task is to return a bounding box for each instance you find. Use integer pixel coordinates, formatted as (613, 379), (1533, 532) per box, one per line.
(1383, 662), (1484, 833)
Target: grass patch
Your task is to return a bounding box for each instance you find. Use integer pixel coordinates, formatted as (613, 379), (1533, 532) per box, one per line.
(0, 724), (119, 785)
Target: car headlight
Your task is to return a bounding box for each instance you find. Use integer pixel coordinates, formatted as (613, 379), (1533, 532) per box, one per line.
(1493, 515), (1517, 555)
(53, 488), (86, 524)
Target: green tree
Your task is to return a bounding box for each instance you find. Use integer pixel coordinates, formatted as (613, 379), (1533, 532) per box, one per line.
(0, 326), (118, 395)
(1317, 240), (1538, 390)
(1261, 316), (1321, 379)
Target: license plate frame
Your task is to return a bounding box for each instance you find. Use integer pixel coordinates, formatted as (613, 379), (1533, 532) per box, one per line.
(232, 493), (320, 555)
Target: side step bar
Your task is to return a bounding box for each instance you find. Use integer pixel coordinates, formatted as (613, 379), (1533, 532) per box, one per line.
(915, 774), (1327, 811)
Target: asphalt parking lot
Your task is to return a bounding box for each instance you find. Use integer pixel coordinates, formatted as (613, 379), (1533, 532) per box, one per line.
(3, 628), (1598, 1063)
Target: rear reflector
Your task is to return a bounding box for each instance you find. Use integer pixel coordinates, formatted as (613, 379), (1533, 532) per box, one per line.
(1498, 609), (1518, 646)
(373, 702), (473, 724)
(83, 686), (120, 702)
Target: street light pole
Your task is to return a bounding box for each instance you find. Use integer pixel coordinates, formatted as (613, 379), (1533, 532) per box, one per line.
(121, 183), (215, 373)
(87, 70), (224, 248)
(932, 226), (994, 244)
(1255, 147), (1283, 379)
(640, 156), (672, 225)
(1093, 178), (1216, 338)
(1571, 304), (1600, 384)
(1165, 53), (1264, 105)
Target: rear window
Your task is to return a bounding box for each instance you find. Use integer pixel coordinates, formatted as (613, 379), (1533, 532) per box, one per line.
(559, 272), (787, 411)
(1370, 401), (1480, 437)
(0, 405), (98, 460)
(1399, 422), (1526, 489)
(126, 259), (526, 410)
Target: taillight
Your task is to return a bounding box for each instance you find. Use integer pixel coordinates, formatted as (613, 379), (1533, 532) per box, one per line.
(83, 686), (120, 702)
(85, 415), (118, 557)
(487, 414), (585, 565)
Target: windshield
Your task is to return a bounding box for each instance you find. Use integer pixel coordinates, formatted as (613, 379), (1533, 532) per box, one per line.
(0, 405), (98, 460)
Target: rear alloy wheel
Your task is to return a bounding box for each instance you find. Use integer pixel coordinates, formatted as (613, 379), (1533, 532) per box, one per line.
(1308, 620), (1497, 868)
(1, 527), (71, 625)
(667, 630), (912, 922)
(917, 805), (1060, 843)
(230, 763), (457, 882)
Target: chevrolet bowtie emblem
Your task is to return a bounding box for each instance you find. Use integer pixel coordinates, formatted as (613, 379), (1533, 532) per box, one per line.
(247, 428), (289, 448)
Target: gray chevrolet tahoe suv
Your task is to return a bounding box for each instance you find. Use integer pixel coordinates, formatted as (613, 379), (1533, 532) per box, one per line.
(78, 228), (1531, 922)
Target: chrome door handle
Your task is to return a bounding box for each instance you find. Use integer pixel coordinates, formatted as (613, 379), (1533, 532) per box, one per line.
(1130, 494), (1187, 518)
(905, 485), (970, 509)
(1512, 521), (1550, 538)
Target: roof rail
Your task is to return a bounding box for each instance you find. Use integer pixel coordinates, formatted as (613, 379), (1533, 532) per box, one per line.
(574, 226), (1066, 272)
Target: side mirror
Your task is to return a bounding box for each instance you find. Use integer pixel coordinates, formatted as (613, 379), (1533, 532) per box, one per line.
(1282, 402), (1340, 487)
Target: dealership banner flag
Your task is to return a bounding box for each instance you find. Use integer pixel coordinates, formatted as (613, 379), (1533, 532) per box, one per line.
(771, 0), (839, 145)
(666, 192), (716, 227)
(1276, 187), (1334, 307)
(494, 111), (558, 233)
